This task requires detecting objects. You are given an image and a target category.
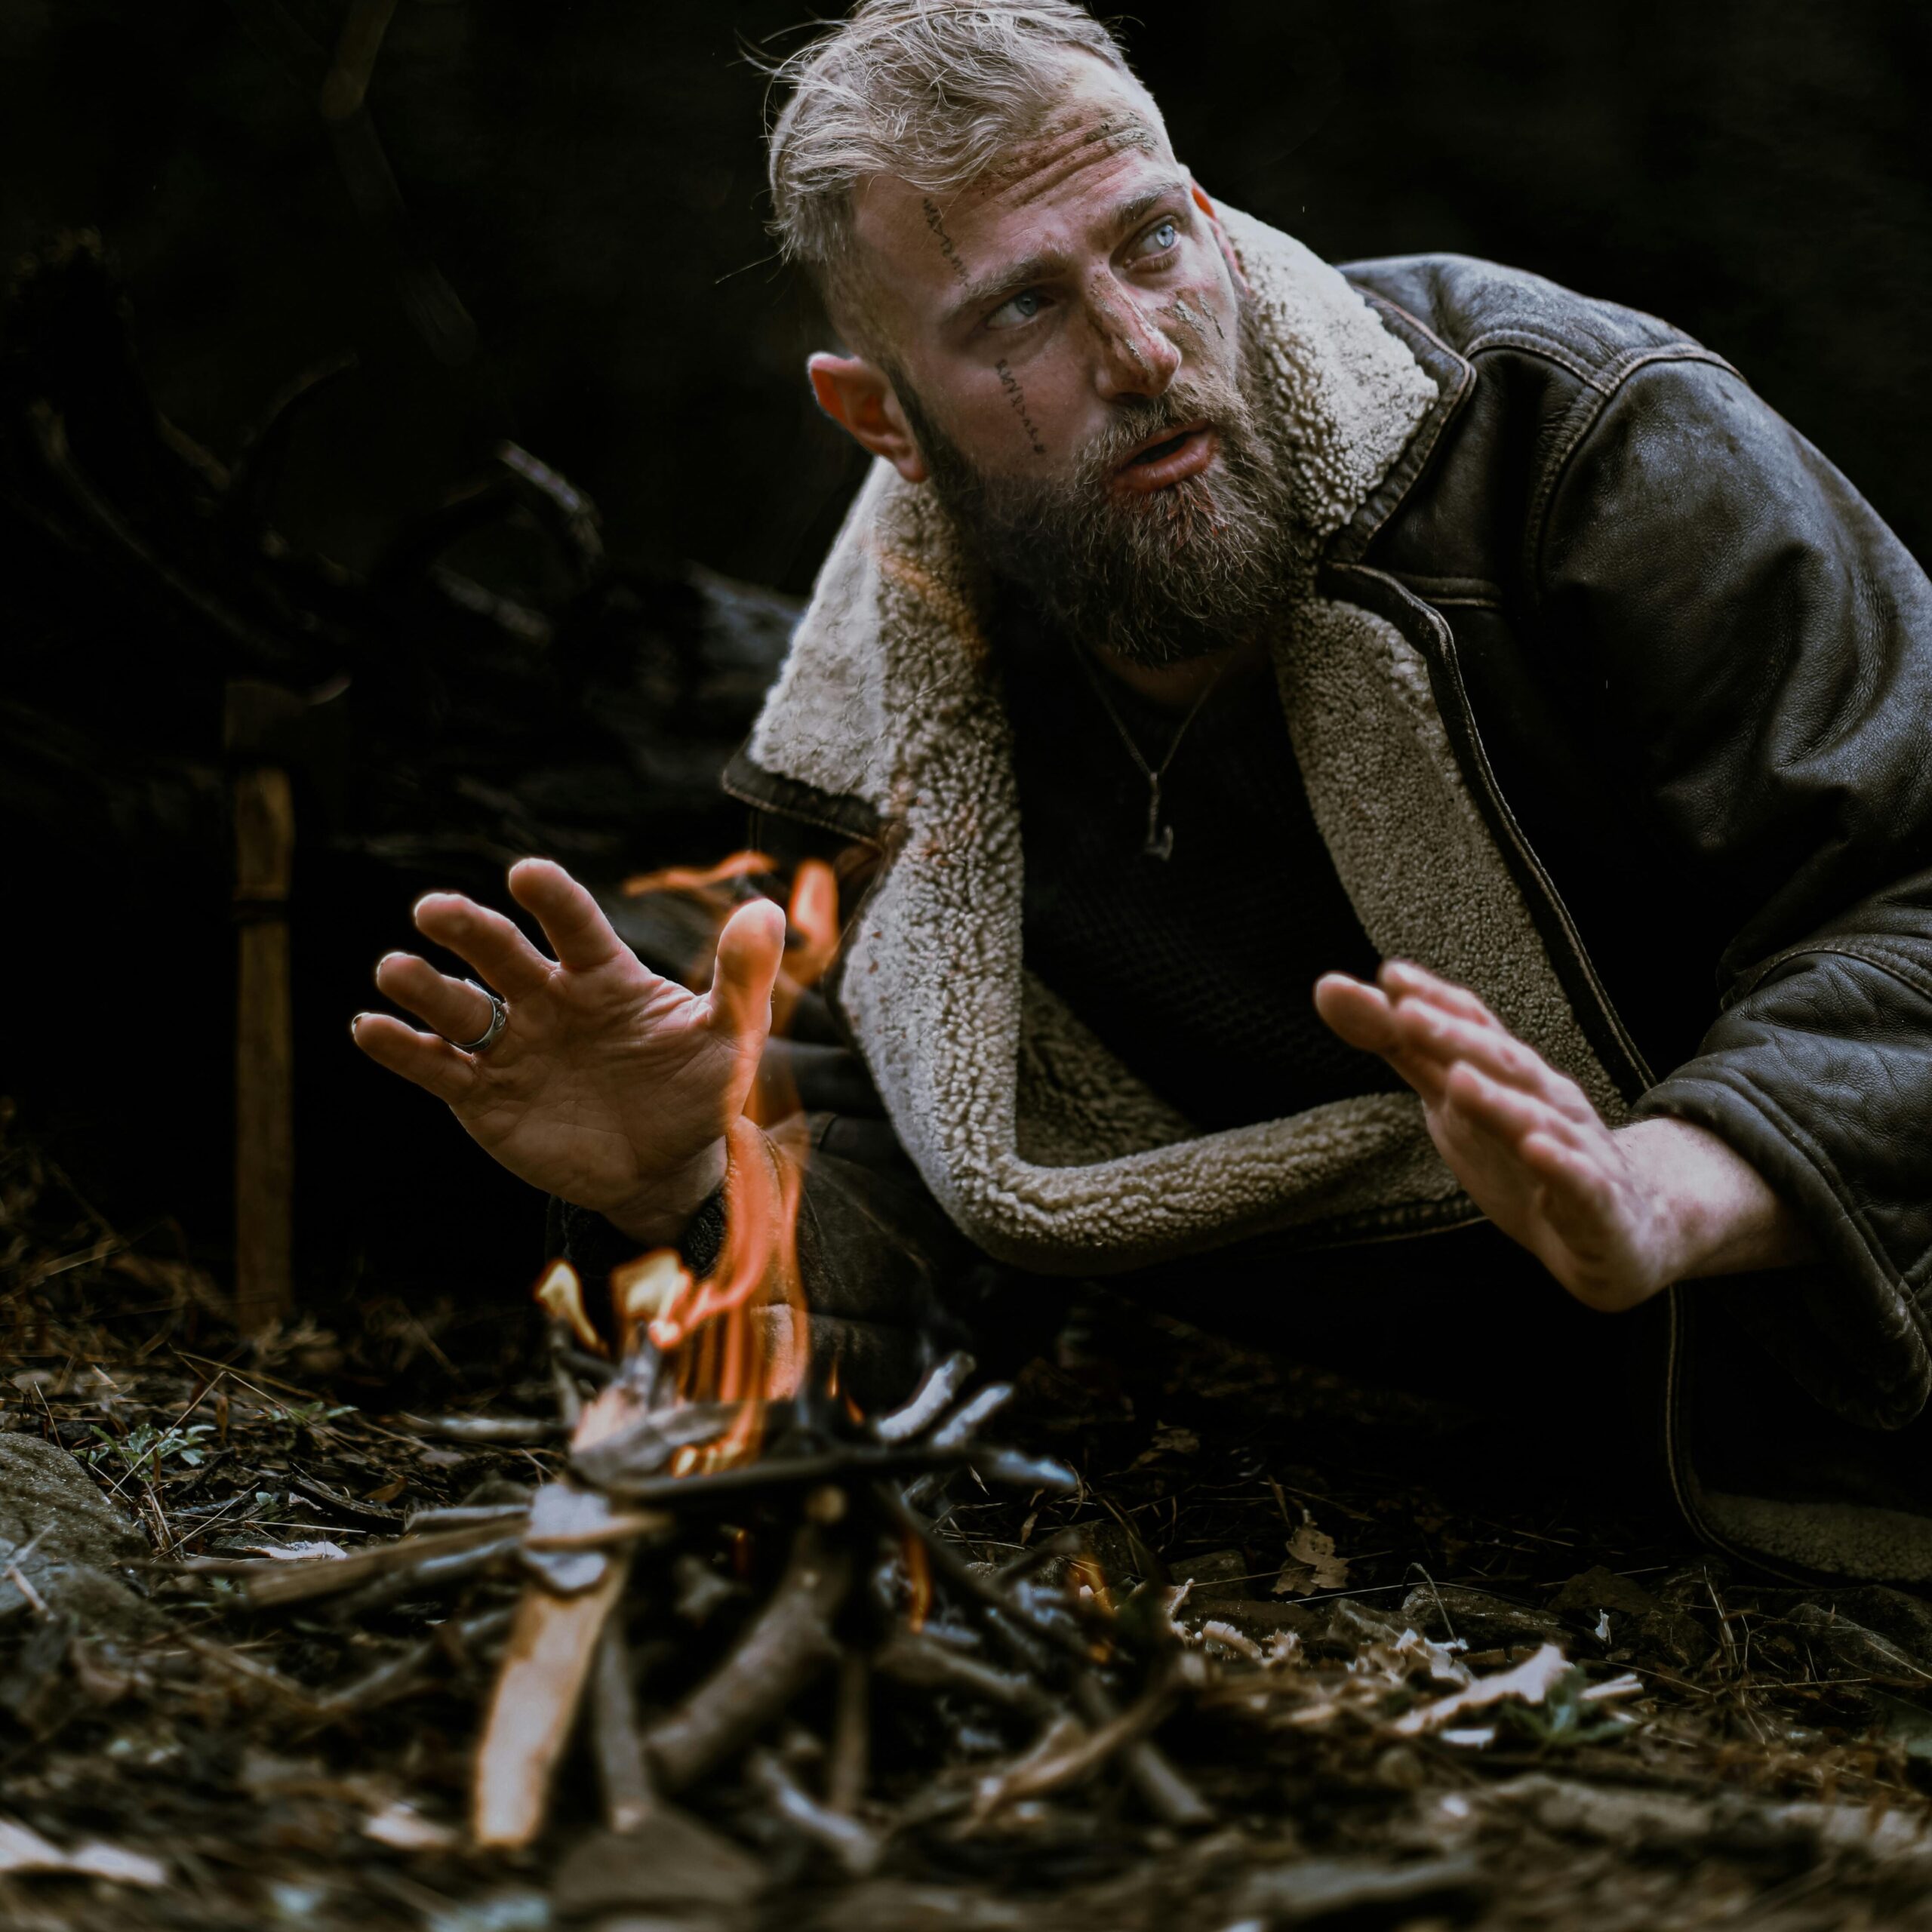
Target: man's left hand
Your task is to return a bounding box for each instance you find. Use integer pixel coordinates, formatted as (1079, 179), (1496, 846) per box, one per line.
(1313, 960), (1816, 1311)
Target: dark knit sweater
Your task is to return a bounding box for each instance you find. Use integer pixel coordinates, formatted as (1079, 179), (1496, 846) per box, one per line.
(996, 626), (1402, 1132)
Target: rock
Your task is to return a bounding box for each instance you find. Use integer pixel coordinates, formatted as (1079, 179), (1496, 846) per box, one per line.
(1820, 1586), (1932, 1668)
(1400, 1584), (1570, 1653)
(552, 1810), (765, 1917)
(1324, 1598), (1412, 1649)
(0, 1433), (163, 1638)
(1174, 1547), (1251, 1606)
(1792, 1601), (1932, 1687)
(1546, 1564), (1710, 1666)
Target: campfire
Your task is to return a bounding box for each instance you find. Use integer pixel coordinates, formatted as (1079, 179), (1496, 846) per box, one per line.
(206, 854), (1217, 1878)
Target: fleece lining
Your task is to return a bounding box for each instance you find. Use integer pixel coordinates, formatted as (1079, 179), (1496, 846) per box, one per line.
(746, 208), (1624, 1274)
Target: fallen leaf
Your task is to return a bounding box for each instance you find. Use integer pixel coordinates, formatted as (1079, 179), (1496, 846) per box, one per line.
(1273, 1522), (1349, 1595)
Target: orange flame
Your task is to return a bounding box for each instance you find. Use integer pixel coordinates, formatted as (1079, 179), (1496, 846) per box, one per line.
(783, 857), (840, 991)
(639, 1116), (811, 1472)
(903, 1532), (934, 1633)
(534, 1258), (602, 1354)
(619, 851), (775, 897)
(543, 854), (845, 1478)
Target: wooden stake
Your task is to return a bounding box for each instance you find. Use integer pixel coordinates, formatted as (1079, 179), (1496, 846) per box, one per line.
(231, 756), (295, 1334)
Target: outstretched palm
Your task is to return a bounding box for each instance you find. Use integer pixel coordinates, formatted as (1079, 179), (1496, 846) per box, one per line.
(352, 859), (786, 1243)
(1315, 960), (1679, 1311)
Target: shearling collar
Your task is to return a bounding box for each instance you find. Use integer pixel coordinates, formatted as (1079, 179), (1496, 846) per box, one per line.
(737, 208), (1623, 1272)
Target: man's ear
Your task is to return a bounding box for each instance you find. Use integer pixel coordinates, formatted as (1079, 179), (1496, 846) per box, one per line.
(806, 353), (928, 484)
(1190, 180), (1253, 299)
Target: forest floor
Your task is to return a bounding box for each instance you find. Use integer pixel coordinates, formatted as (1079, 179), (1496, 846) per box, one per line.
(8, 1103), (1932, 1932)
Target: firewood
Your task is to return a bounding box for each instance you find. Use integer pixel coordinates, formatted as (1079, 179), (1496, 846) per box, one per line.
(747, 1747), (881, 1875)
(472, 1555), (632, 1850)
(641, 1521), (850, 1794)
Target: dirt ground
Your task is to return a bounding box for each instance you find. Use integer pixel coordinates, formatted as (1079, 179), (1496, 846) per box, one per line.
(9, 1104), (1932, 1932)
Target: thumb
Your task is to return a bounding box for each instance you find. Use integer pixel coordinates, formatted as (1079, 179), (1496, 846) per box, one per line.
(705, 897), (787, 1048)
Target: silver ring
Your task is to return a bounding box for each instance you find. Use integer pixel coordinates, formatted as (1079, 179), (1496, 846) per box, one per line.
(453, 981), (508, 1055)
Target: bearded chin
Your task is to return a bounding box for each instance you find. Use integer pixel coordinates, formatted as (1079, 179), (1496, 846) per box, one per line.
(899, 315), (1303, 667)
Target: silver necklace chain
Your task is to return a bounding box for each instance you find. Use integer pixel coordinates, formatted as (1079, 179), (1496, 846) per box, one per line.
(1069, 644), (1233, 861)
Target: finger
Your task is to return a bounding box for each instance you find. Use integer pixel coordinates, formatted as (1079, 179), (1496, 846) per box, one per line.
(1313, 973), (1448, 1103)
(1388, 1001), (1595, 1123)
(506, 858), (626, 973)
(1379, 958), (1496, 1026)
(706, 897), (786, 1046)
(412, 893), (554, 997)
(351, 1012), (477, 1104)
(1441, 1061), (1589, 1154)
(374, 952), (497, 1045)
(1312, 972), (1397, 1052)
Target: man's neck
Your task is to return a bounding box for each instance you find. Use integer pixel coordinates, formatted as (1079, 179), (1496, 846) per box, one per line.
(1088, 637), (1263, 710)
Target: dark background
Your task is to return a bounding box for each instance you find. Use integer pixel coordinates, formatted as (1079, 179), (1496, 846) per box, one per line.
(4, 0), (1930, 1315)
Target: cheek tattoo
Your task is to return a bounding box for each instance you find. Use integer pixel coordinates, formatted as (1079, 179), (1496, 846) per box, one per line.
(921, 197), (971, 287)
(1164, 294), (1223, 345)
(994, 358), (1048, 456)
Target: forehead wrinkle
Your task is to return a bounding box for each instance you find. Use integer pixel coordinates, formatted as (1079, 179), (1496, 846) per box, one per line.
(975, 101), (1165, 197)
(940, 173), (1191, 327)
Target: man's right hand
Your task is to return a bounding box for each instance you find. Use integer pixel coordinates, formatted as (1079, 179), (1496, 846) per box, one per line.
(352, 858), (786, 1245)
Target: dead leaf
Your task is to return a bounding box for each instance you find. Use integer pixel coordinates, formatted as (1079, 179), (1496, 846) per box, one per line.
(1273, 1522), (1349, 1595)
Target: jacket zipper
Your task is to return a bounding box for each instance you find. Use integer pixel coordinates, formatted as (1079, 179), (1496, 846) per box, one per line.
(1335, 564), (1784, 1568)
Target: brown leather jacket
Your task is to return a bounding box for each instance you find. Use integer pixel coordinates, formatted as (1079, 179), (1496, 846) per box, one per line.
(571, 250), (1932, 1571)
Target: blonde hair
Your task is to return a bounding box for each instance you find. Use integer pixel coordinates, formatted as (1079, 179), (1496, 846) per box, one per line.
(764, 2), (1144, 328)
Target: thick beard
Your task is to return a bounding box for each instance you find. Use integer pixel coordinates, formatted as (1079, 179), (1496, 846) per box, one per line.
(897, 300), (1305, 667)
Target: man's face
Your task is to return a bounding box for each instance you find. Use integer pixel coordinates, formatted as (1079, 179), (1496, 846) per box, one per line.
(842, 57), (1301, 665)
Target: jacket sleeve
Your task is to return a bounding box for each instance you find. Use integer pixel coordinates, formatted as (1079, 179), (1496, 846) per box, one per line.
(1535, 355), (1932, 1426)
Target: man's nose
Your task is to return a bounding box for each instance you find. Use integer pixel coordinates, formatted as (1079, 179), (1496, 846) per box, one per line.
(1086, 282), (1182, 401)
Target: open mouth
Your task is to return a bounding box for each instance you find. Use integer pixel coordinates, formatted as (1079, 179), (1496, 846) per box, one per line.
(1127, 430), (1195, 467)
(1112, 423), (1217, 494)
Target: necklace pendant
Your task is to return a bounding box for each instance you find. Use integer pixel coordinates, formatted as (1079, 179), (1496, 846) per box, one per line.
(1142, 780), (1174, 860)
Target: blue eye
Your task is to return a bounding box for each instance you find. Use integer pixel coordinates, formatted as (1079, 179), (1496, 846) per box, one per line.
(1147, 219), (1179, 252)
(989, 288), (1047, 330)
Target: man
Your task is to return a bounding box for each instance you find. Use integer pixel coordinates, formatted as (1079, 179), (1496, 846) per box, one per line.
(355, 2), (1932, 1577)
